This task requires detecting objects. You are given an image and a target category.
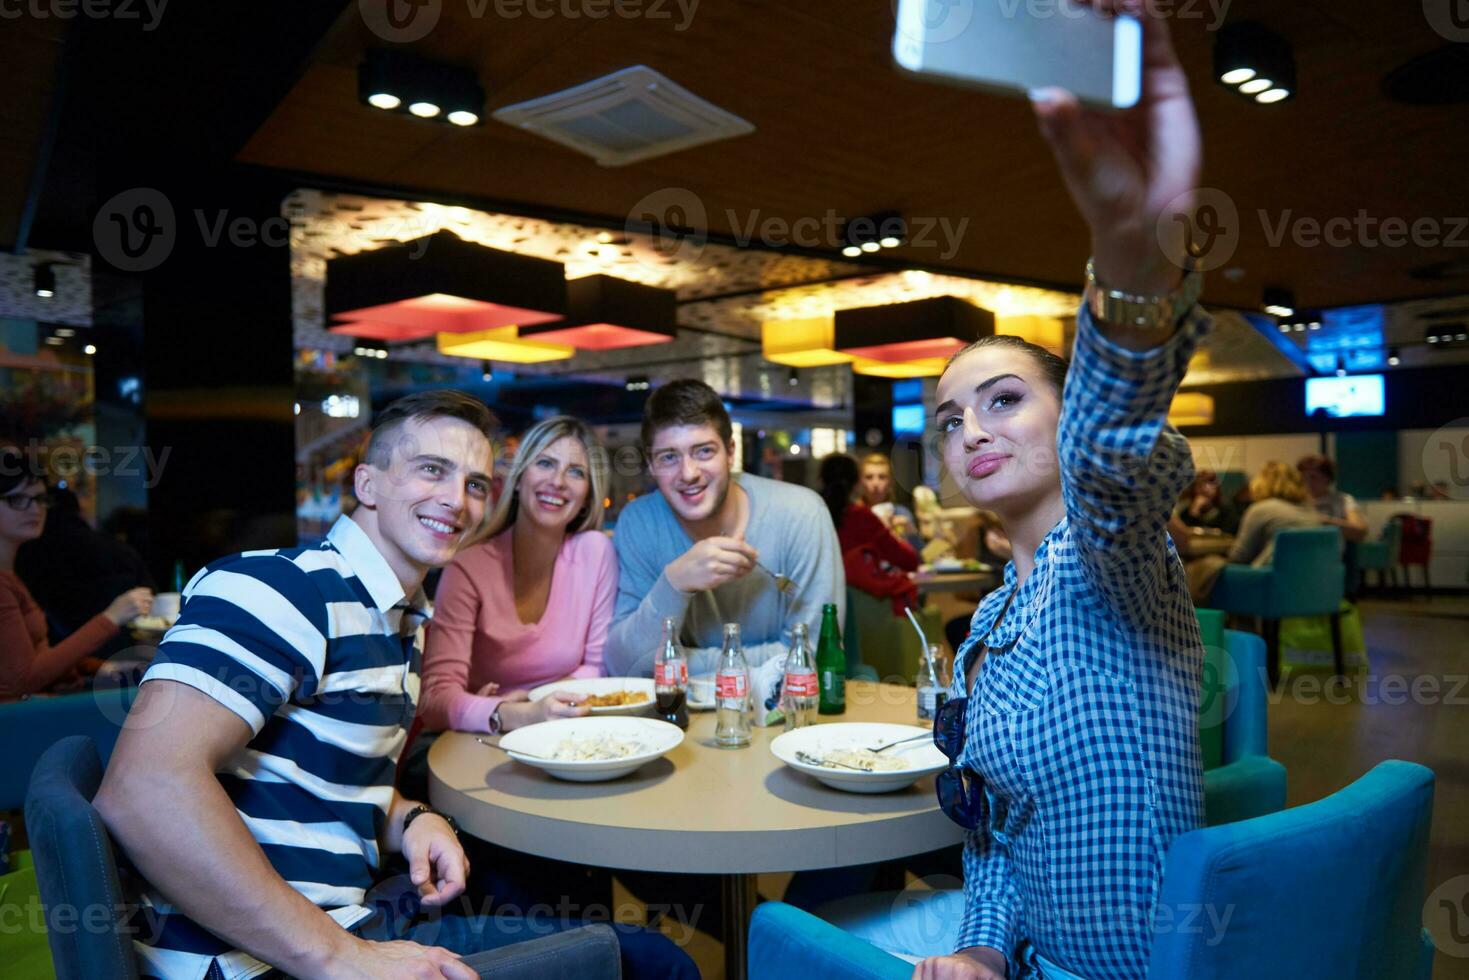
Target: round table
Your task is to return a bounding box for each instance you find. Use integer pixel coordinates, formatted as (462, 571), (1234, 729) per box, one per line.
(428, 680), (964, 979)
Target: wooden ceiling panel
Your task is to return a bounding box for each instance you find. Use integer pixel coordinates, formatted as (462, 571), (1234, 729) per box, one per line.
(239, 0), (1469, 309)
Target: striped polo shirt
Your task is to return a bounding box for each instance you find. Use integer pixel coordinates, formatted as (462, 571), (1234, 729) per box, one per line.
(127, 516), (429, 980)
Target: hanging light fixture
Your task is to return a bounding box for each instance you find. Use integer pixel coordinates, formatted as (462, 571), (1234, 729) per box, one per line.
(761, 318), (854, 368)
(436, 327), (574, 364)
(834, 295), (994, 364)
(326, 231), (567, 343)
(1261, 286), (1296, 318)
(33, 262), (57, 298)
(358, 50), (484, 126)
(518, 275), (677, 350)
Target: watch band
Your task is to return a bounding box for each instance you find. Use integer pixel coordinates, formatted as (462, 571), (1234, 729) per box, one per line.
(402, 804), (459, 838)
(1085, 259), (1203, 330)
(487, 704), (504, 736)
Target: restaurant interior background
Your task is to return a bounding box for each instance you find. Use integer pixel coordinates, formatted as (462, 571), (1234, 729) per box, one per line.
(3, 0), (1469, 975)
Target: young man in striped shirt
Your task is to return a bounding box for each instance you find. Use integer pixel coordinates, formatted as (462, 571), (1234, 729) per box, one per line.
(96, 391), (694, 980)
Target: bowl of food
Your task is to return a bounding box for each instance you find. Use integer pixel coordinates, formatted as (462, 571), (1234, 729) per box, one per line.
(497, 716), (684, 782)
(527, 677), (657, 716)
(770, 723), (947, 794)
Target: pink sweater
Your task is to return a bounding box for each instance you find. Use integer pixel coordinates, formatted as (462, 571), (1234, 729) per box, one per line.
(420, 528), (615, 733)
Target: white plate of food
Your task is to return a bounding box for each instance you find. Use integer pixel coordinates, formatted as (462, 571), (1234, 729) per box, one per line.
(770, 723), (947, 794)
(527, 676), (657, 716)
(497, 716), (684, 782)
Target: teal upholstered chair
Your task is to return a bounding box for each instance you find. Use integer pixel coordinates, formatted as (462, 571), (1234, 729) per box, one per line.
(1201, 628), (1287, 825)
(749, 762), (1436, 980)
(1355, 518), (1402, 593)
(1206, 526), (1345, 685)
(843, 588), (941, 685)
(0, 687), (137, 811)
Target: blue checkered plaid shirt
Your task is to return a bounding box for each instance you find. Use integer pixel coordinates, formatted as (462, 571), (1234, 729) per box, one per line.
(949, 302), (1211, 979)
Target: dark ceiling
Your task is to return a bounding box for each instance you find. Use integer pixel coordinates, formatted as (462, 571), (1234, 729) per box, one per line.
(9, 0), (1469, 314)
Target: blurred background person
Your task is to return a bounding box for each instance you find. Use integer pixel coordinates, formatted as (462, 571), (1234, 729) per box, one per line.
(17, 486), (155, 638)
(1297, 454), (1366, 543)
(821, 453), (918, 614)
(858, 452), (924, 552)
(1174, 468), (1239, 534)
(1, 448), (153, 701)
(1225, 462), (1324, 567)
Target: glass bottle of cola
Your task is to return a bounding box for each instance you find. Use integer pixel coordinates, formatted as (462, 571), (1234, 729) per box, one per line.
(714, 623), (751, 748)
(654, 616), (689, 730)
(782, 623), (818, 731)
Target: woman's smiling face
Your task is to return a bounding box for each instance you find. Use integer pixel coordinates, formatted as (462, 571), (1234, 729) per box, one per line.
(934, 345), (1063, 514)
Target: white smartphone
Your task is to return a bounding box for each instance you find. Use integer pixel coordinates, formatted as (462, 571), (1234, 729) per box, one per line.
(893, 0), (1144, 110)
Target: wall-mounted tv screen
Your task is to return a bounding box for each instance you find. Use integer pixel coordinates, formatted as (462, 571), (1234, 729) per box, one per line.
(892, 403), (927, 435)
(1305, 374), (1385, 418)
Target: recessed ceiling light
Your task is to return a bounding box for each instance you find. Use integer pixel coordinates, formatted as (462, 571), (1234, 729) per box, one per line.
(447, 110), (479, 126)
(1239, 78), (1274, 95)
(1221, 67), (1256, 85)
(84, 344), (97, 355)
(409, 101), (441, 118)
(879, 236), (902, 249)
(1256, 88), (1291, 104)
(368, 92), (401, 110)
(841, 245), (863, 258)
(860, 241), (881, 253)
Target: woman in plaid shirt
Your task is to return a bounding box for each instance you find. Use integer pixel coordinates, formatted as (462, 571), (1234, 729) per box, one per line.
(870, 2), (1213, 978)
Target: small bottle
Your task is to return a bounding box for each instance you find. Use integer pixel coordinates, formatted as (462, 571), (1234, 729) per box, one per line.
(654, 616), (689, 730)
(917, 643), (948, 722)
(816, 603), (846, 715)
(782, 623), (818, 731)
(714, 623), (751, 748)
(172, 559), (186, 593)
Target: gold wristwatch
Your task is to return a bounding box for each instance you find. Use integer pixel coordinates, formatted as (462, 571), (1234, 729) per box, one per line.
(1084, 259), (1203, 330)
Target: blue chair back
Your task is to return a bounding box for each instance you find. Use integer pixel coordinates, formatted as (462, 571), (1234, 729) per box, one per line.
(25, 736), (141, 980)
(0, 687), (137, 811)
(1201, 629), (1286, 825)
(1264, 527), (1344, 618)
(1149, 760), (1434, 979)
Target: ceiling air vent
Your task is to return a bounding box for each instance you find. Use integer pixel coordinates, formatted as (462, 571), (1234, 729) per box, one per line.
(492, 65), (754, 167)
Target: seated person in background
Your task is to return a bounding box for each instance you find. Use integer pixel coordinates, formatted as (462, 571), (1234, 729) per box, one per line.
(820, 454), (919, 614)
(606, 379), (843, 675)
(858, 451), (925, 551)
(1227, 461), (1324, 566)
(17, 486), (155, 636)
(94, 393), (692, 980)
(972, 509), (1013, 567)
(420, 416), (612, 735)
(1297, 454), (1367, 543)
(1, 450), (153, 701)
(1173, 467), (1240, 534)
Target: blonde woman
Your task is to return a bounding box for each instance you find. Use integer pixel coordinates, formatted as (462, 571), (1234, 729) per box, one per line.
(1227, 461), (1324, 566)
(421, 415), (614, 734)
(859, 452), (924, 551)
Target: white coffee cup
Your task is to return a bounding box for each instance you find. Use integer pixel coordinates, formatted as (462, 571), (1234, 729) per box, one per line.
(689, 673), (716, 703)
(152, 592), (182, 622)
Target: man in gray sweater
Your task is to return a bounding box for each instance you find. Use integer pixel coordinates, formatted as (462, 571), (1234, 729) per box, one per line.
(605, 379), (845, 676)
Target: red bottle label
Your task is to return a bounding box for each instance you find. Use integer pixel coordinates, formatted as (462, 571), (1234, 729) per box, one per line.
(784, 672), (818, 697)
(716, 672), (748, 698)
(655, 661), (688, 686)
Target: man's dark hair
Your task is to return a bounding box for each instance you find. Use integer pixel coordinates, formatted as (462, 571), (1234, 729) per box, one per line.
(364, 390), (498, 468)
(818, 453), (860, 530)
(640, 379), (732, 452)
(1296, 453), (1336, 483)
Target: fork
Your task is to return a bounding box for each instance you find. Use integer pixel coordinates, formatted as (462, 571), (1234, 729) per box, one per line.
(756, 559), (797, 597)
(795, 750), (867, 771)
(868, 732), (931, 754)
(475, 736), (552, 761)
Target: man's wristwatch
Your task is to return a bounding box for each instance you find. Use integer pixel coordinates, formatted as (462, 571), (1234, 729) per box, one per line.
(1085, 258), (1203, 331)
(402, 804), (459, 839)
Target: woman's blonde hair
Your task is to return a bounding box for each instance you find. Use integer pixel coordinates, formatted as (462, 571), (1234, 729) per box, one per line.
(479, 416), (608, 542)
(859, 452), (896, 503)
(1249, 461), (1308, 504)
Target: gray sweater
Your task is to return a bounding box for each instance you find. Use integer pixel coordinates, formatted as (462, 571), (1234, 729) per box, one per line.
(1229, 497), (1323, 566)
(605, 473), (846, 677)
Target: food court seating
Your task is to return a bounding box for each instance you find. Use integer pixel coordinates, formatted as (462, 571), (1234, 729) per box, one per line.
(24, 737), (623, 980)
(1206, 526), (1345, 685)
(1354, 517), (1402, 594)
(0, 686), (136, 811)
(749, 760), (1436, 980)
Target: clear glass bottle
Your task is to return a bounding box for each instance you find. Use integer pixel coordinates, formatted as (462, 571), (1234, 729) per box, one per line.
(714, 623), (751, 747)
(782, 623), (818, 731)
(917, 642), (948, 722)
(654, 616), (689, 730)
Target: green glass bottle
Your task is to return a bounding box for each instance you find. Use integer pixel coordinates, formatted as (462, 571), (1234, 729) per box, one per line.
(816, 603), (846, 715)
